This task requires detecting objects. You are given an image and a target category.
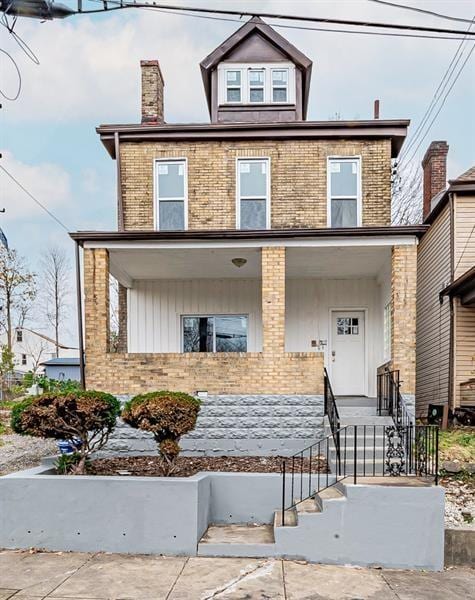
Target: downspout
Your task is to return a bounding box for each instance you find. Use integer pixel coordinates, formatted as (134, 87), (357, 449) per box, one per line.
(115, 132), (124, 232)
(75, 241), (86, 390)
(448, 191), (455, 412)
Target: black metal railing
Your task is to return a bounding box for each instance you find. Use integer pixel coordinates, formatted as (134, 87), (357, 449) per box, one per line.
(280, 424), (439, 525)
(377, 368), (412, 427)
(324, 367), (340, 464)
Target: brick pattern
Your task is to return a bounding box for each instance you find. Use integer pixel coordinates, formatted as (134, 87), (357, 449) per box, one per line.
(119, 139), (392, 230)
(84, 247), (324, 395)
(262, 246), (285, 354)
(421, 141), (448, 220)
(140, 60), (164, 124)
(117, 283), (128, 353)
(391, 245), (417, 395)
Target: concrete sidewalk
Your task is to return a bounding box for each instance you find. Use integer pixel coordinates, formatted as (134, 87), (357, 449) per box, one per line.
(0, 550), (472, 600)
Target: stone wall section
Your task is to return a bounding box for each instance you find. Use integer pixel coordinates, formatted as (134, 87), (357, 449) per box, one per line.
(119, 138), (392, 230)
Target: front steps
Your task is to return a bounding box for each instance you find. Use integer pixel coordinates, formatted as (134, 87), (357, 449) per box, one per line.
(197, 477), (444, 570)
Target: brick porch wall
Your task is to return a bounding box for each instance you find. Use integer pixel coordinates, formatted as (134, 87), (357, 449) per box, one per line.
(391, 244), (417, 395)
(83, 247), (324, 395)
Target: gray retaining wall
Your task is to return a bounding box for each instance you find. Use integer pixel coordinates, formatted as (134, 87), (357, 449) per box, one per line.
(103, 395), (325, 457)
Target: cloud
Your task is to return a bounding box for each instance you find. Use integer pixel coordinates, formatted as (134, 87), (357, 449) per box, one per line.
(0, 151), (72, 222)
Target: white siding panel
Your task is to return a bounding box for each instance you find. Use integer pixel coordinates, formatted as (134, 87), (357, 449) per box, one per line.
(128, 279), (262, 353)
(286, 278), (384, 397)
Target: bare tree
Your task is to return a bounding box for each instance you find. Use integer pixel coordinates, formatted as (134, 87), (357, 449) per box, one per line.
(391, 160), (423, 225)
(23, 336), (50, 375)
(41, 246), (70, 357)
(0, 246), (36, 350)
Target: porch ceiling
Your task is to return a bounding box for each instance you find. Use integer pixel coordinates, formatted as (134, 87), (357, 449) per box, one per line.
(109, 245), (391, 287)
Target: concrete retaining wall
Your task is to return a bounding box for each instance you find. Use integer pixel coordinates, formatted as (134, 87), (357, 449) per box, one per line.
(445, 527), (475, 567)
(102, 394), (325, 456)
(0, 467), (444, 570)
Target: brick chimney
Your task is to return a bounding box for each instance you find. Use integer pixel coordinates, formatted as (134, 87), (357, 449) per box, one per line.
(421, 141), (448, 219)
(141, 60), (164, 124)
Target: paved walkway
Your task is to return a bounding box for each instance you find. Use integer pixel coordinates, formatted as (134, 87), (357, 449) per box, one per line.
(0, 550), (473, 599)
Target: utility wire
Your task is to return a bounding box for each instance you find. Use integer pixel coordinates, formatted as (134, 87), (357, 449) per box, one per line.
(82, 0), (475, 38)
(0, 165), (70, 232)
(367, 0), (475, 24)
(0, 15), (40, 64)
(0, 47), (21, 101)
(399, 16), (475, 163)
(400, 42), (475, 168)
(454, 224), (475, 275)
(110, 3), (474, 41)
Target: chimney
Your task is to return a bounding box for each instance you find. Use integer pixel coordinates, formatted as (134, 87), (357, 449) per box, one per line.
(421, 141), (448, 219)
(141, 60), (164, 124)
(374, 99), (380, 119)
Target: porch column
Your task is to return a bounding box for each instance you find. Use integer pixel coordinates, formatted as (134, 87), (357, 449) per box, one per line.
(84, 248), (110, 357)
(391, 245), (417, 395)
(261, 246), (286, 354)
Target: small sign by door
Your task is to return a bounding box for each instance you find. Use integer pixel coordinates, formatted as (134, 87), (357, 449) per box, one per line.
(330, 310), (365, 396)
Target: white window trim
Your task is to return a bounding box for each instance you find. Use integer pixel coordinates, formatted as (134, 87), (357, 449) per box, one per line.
(236, 157), (271, 230)
(271, 67), (289, 103)
(218, 62), (296, 105)
(153, 158), (188, 231)
(326, 156), (362, 228)
(181, 314), (249, 353)
(248, 68), (265, 104)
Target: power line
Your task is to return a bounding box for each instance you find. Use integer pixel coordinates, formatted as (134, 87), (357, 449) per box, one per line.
(399, 16), (475, 163)
(367, 0), (475, 24)
(0, 165), (70, 232)
(113, 3), (474, 41)
(454, 224), (475, 275)
(83, 0), (475, 38)
(400, 41), (475, 168)
(0, 47), (21, 101)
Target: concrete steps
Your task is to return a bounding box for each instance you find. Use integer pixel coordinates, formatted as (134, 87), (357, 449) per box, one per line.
(197, 524), (276, 558)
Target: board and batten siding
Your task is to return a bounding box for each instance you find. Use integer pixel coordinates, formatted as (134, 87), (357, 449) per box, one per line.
(128, 279), (262, 353)
(128, 277), (386, 397)
(416, 204), (452, 417)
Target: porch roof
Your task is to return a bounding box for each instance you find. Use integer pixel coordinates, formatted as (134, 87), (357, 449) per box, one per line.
(70, 225), (427, 246)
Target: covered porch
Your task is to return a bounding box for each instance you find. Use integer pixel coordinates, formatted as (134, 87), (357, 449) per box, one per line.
(76, 231), (418, 399)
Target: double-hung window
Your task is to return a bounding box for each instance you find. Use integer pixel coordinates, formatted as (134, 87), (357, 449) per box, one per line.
(328, 157), (361, 228)
(155, 159), (186, 231)
(271, 69), (288, 102)
(237, 158), (269, 230)
(249, 69), (265, 103)
(183, 315), (248, 353)
(226, 70), (242, 103)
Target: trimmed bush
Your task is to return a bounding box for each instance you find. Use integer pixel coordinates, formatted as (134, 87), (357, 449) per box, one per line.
(122, 391), (201, 475)
(11, 391), (120, 474)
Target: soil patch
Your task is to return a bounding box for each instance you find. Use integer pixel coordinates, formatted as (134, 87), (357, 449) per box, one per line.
(88, 455), (328, 478)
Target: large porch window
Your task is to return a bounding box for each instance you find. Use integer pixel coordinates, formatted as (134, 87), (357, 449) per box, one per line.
(182, 315), (248, 353)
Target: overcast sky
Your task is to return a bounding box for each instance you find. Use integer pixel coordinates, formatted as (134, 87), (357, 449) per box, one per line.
(0, 0), (474, 344)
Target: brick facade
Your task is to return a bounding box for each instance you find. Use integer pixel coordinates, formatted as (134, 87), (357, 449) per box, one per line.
(119, 138), (392, 231)
(391, 244), (417, 395)
(84, 247), (324, 395)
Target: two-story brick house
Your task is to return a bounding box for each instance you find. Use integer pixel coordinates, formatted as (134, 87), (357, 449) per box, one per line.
(71, 18), (425, 453)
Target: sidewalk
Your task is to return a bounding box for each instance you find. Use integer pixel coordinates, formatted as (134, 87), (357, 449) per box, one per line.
(0, 550), (472, 599)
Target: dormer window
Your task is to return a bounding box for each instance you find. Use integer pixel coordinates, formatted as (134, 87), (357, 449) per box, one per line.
(219, 63), (295, 106)
(226, 70), (242, 102)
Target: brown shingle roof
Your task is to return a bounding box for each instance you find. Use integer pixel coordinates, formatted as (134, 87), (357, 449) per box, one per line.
(450, 165), (475, 184)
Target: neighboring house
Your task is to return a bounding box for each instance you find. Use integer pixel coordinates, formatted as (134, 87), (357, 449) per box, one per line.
(41, 357), (81, 382)
(71, 18), (423, 452)
(416, 144), (475, 419)
(2, 327), (78, 375)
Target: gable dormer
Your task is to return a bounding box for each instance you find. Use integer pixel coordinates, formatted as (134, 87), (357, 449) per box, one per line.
(200, 17), (312, 123)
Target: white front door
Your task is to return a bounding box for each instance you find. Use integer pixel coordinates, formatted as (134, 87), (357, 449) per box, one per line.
(330, 310), (365, 396)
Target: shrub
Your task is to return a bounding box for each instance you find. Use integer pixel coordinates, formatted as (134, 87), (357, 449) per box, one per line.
(122, 391), (201, 475)
(11, 391), (120, 474)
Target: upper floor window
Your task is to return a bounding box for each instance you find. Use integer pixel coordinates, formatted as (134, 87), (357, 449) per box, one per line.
(219, 63), (295, 105)
(21, 354), (27, 365)
(327, 157), (361, 228)
(155, 159), (187, 231)
(16, 329), (22, 342)
(237, 158), (270, 230)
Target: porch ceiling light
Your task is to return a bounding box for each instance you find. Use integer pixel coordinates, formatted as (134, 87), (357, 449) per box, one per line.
(231, 257), (247, 268)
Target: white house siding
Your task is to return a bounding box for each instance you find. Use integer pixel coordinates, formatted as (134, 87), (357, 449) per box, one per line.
(285, 278), (385, 397)
(128, 279), (262, 353)
(128, 277), (386, 397)
(454, 193), (475, 279)
(416, 204), (452, 417)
